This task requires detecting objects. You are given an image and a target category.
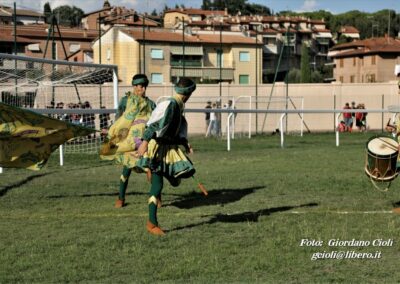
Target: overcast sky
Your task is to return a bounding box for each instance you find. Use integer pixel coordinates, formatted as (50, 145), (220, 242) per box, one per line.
(3, 0), (399, 14)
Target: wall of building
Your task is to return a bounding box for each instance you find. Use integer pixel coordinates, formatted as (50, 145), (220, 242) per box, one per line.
(334, 55), (400, 83)
(25, 82), (400, 136)
(232, 45), (262, 84)
(164, 12), (189, 28)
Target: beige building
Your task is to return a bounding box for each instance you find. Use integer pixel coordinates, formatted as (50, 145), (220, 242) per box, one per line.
(92, 27), (262, 85)
(164, 8), (228, 29)
(329, 36), (400, 83)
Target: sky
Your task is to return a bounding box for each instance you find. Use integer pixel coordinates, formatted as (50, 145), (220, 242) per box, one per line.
(2, 0), (399, 15)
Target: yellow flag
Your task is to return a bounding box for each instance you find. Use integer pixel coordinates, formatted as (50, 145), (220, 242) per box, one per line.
(0, 102), (95, 170)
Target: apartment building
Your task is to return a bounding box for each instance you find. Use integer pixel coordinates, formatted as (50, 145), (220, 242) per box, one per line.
(329, 36), (400, 83)
(165, 10), (333, 82)
(92, 26), (262, 85)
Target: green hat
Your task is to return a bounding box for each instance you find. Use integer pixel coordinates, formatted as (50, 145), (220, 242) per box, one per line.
(174, 78), (196, 96)
(131, 74), (149, 87)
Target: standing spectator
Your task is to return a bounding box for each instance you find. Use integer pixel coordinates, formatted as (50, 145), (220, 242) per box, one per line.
(224, 99), (236, 136)
(204, 101), (212, 134)
(215, 100), (222, 137)
(82, 101), (95, 132)
(206, 102), (217, 137)
(355, 104), (364, 132)
(343, 102), (352, 132)
(99, 106), (110, 142)
(360, 103), (367, 132)
(351, 101), (356, 129)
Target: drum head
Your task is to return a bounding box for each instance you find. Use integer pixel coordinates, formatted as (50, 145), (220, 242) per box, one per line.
(367, 136), (399, 156)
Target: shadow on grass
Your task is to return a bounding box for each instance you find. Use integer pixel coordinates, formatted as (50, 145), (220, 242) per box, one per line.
(166, 186), (266, 209)
(166, 202), (318, 232)
(0, 172), (52, 197)
(47, 191), (147, 199)
(392, 201), (400, 208)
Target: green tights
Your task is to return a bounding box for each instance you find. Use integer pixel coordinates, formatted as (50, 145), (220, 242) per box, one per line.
(118, 166), (132, 200)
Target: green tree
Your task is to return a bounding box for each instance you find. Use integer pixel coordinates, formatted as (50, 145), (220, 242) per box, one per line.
(207, 0), (271, 16)
(300, 43), (311, 83)
(311, 71), (323, 83)
(52, 5), (84, 27)
(43, 2), (52, 24)
(287, 68), (301, 83)
(201, 0), (212, 10)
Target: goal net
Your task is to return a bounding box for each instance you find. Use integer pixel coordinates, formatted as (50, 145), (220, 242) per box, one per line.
(0, 53), (119, 154)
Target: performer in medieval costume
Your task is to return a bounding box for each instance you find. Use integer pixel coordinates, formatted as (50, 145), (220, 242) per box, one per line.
(100, 74), (156, 208)
(136, 77), (197, 236)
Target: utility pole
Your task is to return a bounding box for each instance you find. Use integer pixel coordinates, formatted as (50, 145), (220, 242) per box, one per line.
(219, 22), (222, 98)
(182, 16), (185, 77)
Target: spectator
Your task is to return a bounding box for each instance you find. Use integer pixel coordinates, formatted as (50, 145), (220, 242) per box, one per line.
(337, 120), (346, 132)
(355, 104), (364, 132)
(215, 100), (222, 136)
(360, 103), (367, 132)
(224, 99), (236, 136)
(204, 101), (212, 134)
(206, 102), (217, 137)
(343, 102), (352, 132)
(99, 106), (110, 131)
(351, 101), (356, 129)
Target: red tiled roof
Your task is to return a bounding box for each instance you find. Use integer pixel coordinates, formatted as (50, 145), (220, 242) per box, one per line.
(188, 20), (230, 27)
(165, 8), (226, 16)
(121, 29), (261, 45)
(0, 24), (97, 40)
(340, 26), (359, 34)
(330, 37), (400, 57)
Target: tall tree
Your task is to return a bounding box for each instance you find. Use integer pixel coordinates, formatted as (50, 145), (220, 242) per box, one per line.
(43, 2), (52, 24)
(300, 43), (311, 83)
(52, 5), (84, 27)
(205, 0), (271, 15)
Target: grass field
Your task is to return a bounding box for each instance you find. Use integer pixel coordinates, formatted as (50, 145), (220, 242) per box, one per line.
(1, 133), (400, 283)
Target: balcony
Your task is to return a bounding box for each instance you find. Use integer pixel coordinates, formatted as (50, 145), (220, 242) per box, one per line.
(171, 66), (234, 80)
(171, 60), (202, 67)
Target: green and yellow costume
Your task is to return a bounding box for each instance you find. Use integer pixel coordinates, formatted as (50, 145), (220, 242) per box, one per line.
(100, 92), (155, 201)
(0, 102), (94, 170)
(136, 94), (196, 226)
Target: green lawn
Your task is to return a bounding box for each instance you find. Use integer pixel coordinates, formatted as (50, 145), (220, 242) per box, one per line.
(1, 133), (400, 283)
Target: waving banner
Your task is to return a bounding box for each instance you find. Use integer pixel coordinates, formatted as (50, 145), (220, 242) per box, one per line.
(0, 102), (95, 170)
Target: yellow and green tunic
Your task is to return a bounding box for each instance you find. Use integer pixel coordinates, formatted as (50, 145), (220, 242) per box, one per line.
(100, 94), (155, 168)
(135, 95), (195, 179)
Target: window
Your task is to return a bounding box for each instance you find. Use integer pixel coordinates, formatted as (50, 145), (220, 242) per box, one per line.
(339, 59), (344, 68)
(217, 50), (223, 68)
(371, 55), (376, 65)
(360, 56), (364, 66)
(353, 57), (356, 66)
(151, 73), (163, 84)
(339, 76), (344, 83)
(350, 75), (355, 83)
(69, 43), (80, 53)
(239, 75), (249, 84)
(370, 74), (376, 82)
(239, 51), (250, 62)
(151, 49), (164, 59)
